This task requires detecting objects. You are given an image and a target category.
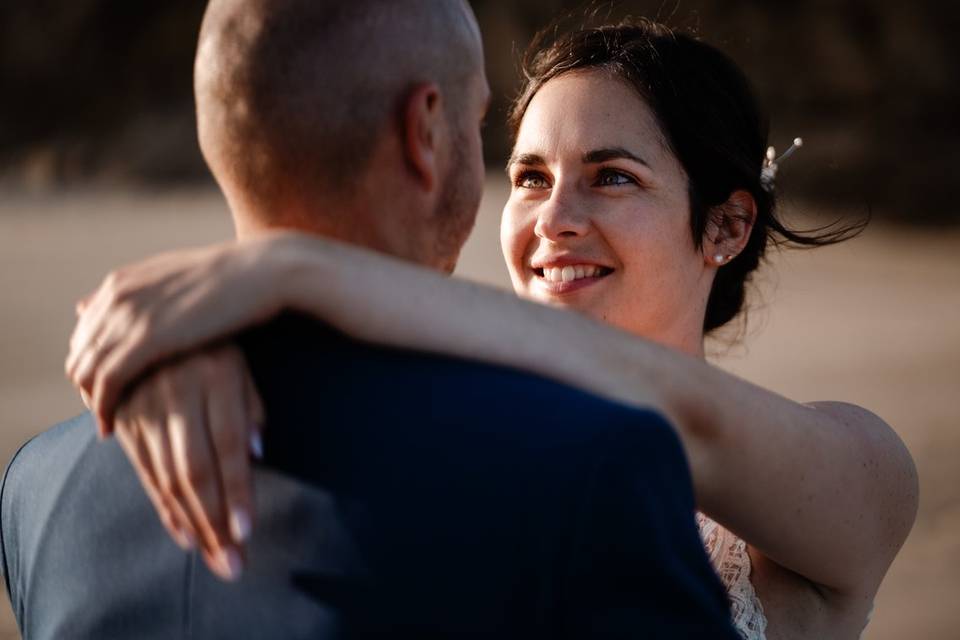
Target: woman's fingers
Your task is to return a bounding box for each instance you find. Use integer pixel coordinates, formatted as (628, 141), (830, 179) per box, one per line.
(67, 263), (168, 406)
(115, 391), (196, 551)
(205, 352), (255, 547)
(79, 387), (93, 412)
(137, 395), (201, 552)
(117, 442), (185, 549)
(75, 289), (97, 316)
(68, 296), (138, 432)
(242, 353), (266, 459)
(109, 347), (256, 582)
(66, 312), (107, 389)
(164, 373), (242, 582)
(66, 292), (100, 376)
(66, 270), (121, 379)
(88, 323), (155, 436)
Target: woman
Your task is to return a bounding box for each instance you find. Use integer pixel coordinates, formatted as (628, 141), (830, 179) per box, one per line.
(66, 20), (917, 639)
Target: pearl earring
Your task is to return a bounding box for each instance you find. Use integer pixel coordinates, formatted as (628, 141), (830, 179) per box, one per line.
(714, 254), (725, 264)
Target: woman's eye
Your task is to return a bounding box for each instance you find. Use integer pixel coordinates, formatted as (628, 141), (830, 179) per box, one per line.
(596, 170), (636, 187)
(516, 172), (550, 189)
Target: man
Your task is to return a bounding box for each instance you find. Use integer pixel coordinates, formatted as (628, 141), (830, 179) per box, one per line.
(1, 1), (737, 637)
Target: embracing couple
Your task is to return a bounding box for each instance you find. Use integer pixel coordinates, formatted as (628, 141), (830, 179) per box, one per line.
(2, 1), (917, 638)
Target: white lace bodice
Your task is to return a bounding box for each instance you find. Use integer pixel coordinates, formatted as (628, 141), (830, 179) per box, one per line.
(697, 513), (768, 640)
(697, 514), (875, 639)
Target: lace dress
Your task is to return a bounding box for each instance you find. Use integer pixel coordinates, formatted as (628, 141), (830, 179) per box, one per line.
(697, 513), (874, 639)
(697, 513), (768, 639)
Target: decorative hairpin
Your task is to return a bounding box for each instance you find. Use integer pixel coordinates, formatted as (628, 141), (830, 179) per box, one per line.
(761, 137), (803, 192)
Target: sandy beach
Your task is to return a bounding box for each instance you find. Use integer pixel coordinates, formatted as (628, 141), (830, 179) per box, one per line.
(1, 178), (957, 638)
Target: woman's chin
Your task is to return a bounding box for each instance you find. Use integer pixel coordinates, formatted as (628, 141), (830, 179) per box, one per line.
(525, 283), (604, 314)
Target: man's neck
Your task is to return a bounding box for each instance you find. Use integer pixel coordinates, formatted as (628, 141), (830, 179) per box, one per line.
(232, 195), (444, 271)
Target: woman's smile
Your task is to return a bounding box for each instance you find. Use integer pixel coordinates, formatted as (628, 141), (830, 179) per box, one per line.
(501, 70), (708, 348)
(530, 255), (616, 296)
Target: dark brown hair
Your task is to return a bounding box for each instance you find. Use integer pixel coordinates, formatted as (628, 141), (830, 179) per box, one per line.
(509, 18), (865, 333)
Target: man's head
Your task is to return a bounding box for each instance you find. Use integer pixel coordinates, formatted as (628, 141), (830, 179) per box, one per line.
(195, 0), (489, 271)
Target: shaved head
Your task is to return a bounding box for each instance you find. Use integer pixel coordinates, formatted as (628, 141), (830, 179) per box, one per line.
(195, 0), (483, 217)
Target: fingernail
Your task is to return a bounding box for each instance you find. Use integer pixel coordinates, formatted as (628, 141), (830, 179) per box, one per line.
(229, 507), (252, 544)
(220, 547), (243, 581)
(249, 431), (264, 460)
(176, 527), (196, 551)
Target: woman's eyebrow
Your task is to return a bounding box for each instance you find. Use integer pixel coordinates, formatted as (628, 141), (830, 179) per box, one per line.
(506, 152), (546, 171)
(583, 147), (649, 167)
(506, 148), (650, 171)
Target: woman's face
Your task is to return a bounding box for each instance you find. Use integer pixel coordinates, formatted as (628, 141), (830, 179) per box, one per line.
(501, 70), (715, 353)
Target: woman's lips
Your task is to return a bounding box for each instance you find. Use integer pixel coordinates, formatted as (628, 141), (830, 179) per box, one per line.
(531, 263), (614, 295)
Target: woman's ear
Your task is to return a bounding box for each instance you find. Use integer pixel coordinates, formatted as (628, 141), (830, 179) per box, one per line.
(401, 82), (445, 193)
(703, 189), (757, 267)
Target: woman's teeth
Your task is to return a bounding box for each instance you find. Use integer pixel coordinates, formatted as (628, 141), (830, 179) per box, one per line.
(541, 265), (602, 283)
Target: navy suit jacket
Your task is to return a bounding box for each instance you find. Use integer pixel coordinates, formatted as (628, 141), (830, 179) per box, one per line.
(2, 315), (737, 638)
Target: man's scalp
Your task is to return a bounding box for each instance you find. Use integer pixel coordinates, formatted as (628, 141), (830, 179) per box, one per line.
(195, 0), (480, 211)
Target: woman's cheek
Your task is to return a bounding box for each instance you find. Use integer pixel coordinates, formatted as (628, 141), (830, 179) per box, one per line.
(501, 204), (531, 284)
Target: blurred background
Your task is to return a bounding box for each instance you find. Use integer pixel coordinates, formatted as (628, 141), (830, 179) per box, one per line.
(1, 1), (957, 638)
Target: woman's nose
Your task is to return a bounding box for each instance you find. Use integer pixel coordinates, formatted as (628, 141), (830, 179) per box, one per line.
(534, 190), (591, 241)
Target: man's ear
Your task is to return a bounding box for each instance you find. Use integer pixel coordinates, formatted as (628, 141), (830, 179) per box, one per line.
(703, 189), (757, 267)
(402, 82), (445, 193)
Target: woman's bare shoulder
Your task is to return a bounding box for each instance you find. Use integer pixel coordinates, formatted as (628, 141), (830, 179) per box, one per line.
(805, 400), (919, 554)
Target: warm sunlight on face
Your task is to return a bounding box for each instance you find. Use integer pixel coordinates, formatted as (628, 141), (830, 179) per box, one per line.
(500, 70), (715, 351)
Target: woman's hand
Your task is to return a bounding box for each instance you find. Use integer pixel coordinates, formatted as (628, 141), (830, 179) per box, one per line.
(113, 342), (264, 581)
(66, 233), (293, 435)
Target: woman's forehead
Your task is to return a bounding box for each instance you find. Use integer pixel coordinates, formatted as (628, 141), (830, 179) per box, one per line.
(514, 70), (671, 161)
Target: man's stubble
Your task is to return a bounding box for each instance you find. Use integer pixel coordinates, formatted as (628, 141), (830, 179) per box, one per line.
(431, 124), (484, 273)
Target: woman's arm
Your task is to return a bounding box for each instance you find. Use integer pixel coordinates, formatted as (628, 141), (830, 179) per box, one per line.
(276, 233), (919, 598)
(69, 230), (918, 599)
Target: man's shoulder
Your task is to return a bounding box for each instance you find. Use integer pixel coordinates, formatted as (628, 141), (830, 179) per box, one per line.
(242, 312), (686, 489)
(1, 413), (99, 620)
(1, 412), (100, 534)
(2, 413), (98, 496)
(1, 413), (195, 638)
